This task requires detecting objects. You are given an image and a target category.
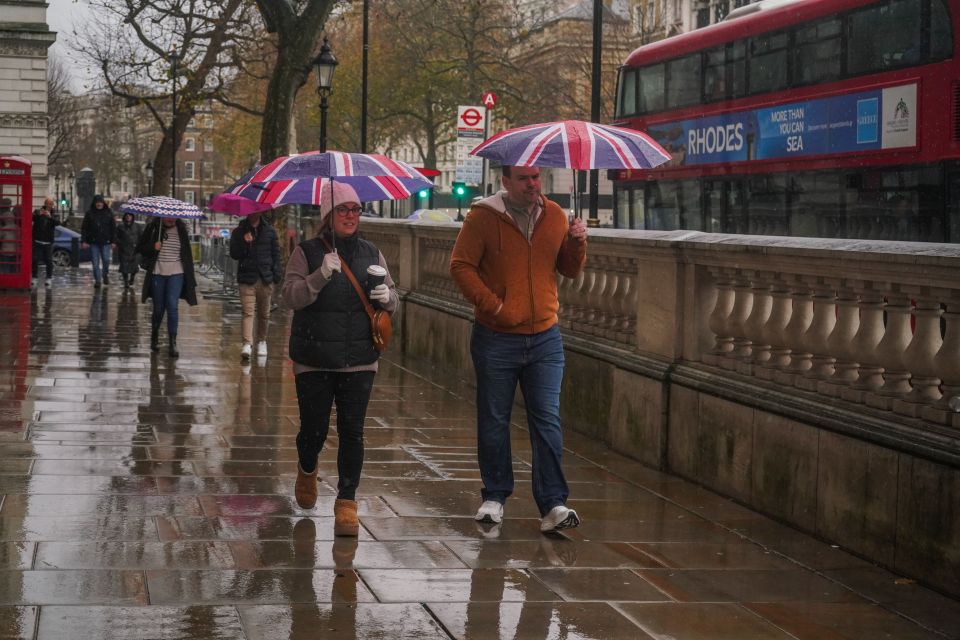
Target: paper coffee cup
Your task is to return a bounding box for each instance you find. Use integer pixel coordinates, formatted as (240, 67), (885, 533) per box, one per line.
(367, 264), (387, 289)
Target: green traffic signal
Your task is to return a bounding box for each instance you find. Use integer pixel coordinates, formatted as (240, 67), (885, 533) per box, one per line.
(418, 189), (429, 199)
(452, 181), (467, 198)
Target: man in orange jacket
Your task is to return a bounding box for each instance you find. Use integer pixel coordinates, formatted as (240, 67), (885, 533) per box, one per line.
(450, 165), (587, 533)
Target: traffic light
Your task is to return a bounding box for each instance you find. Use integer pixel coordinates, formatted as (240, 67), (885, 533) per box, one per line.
(59, 192), (68, 208)
(417, 189), (429, 199)
(452, 181), (467, 198)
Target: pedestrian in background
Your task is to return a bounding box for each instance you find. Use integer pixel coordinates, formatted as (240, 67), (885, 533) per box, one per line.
(450, 165), (588, 533)
(31, 196), (59, 288)
(230, 211), (281, 360)
(115, 212), (142, 291)
(81, 194), (116, 288)
(282, 181), (398, 536)
(137, 216), (197, 358)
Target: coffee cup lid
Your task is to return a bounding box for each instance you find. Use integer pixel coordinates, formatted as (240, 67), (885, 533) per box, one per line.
(367, 265), (387, 276)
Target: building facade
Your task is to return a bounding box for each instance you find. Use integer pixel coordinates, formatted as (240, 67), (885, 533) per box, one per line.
(0, 0), (56, 208)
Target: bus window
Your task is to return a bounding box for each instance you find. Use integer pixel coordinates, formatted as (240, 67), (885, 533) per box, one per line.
(790, 173), (843, 239)
(793, 16), (842, 86)
(728, 41), (748, 99)
(618, 68), (638, 117)
(747, 175), (788, 236)
(748, 31), (789, 95)
(848, 0), (923, 74)
(638, 64), (665, 113)
(931, 0), (953, 61)
(666, 54), (702, 108)
(704, 47), (727, 102)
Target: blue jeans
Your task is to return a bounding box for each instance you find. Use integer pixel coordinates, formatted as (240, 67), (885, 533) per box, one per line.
(150, 273), (184, 335)
(89, 243), (111, 282)
(470, 323), (568, 516)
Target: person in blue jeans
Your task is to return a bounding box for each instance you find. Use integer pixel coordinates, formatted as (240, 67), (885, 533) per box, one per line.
(80, 195), (116, 288)
(136, 216), (197, 357)
(450, 165), (588, 533)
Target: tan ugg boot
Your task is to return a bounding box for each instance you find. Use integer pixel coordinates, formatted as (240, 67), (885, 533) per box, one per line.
(295, 464), (319, 509)
(334, 498), (360, 536)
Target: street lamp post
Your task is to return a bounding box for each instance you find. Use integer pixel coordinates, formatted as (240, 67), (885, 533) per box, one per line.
(170, 51), (180, 199)
(145, 161), (154, 196)
(68, 171), (74, 215)
(314, 38), (338, 153)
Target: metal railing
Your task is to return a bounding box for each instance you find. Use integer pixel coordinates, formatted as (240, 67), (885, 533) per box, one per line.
(196, 237), (239, 301)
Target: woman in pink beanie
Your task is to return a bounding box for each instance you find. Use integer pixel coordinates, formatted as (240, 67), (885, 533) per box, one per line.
(281, 180), (399, 535)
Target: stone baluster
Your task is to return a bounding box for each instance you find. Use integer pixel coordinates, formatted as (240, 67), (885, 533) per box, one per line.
(602, 269), (622, 340)
(558, 272), (574, 328)
(755, 276), (794, 381)
(818, 285), (861, 397)
(893, 296), (944, 417)
(737, 272), (773, 376)
(724, 273), (755, 370)
(865, 293), (914, 410)
(922, 297), (960, 426)
(571, 268), (596, 332)
(703, 267), (736, 366)
(620, 271), (638, 345)
(796, 280), (838, 392)
(773, 285), (814, 386)
(584, 264), (608, 334)
(840, 289), (887, 404)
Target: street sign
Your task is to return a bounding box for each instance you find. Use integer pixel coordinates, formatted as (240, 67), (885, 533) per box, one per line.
(219, 228), (230, 238)
(456, 105), (486, 186)
(481, 91), (497, 109)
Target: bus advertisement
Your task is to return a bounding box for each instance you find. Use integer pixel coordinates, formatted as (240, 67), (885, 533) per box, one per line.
(612, 0), (960, 242)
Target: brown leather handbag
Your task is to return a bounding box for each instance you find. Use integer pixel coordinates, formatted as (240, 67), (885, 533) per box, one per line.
(324, 241), (392, 352)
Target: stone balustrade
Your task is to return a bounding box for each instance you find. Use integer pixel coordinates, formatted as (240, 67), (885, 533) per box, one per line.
(360, 218), (960, 595)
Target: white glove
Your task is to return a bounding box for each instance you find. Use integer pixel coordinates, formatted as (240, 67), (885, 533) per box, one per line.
(369, 284), (391, 304)
(319, 252), (341, 280)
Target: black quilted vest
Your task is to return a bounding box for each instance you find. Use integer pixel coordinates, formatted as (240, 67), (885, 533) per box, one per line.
(288, 233), (380, 369)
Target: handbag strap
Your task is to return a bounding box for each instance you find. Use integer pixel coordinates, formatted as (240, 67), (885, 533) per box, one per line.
(320, 237), (376, 321)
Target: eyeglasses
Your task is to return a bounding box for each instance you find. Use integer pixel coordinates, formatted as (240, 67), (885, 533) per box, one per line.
(333, 205), (363, 217)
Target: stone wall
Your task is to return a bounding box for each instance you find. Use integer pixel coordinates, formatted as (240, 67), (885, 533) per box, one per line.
(0, 0), (56, 207)
(362, 218), (960, 597)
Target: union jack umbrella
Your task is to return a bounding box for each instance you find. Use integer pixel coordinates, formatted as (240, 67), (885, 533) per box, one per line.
(228, 174), (432, 206)
(470, 120), (671, 171)
(247, 150), (429, 182)
(119, 195), (204, 219)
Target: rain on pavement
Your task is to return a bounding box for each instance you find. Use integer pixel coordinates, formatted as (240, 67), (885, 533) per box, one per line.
(1, 268), (958, 640)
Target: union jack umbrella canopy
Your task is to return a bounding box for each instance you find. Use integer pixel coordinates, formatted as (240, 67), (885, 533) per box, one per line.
(208, 193), (275, 217)
(470, 120), (671, 171)
(119, 195), (204, 219)
(247, 150), (429, 182)
(228, 175), (432, 206)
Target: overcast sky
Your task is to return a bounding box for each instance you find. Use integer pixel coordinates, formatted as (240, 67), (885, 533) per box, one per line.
(46, 0), (97, 92)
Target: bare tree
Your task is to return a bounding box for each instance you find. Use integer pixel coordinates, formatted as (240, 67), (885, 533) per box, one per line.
(46, 54), (80, 171)
(253, 0), (338, 160)
(75, 0), (264, 196)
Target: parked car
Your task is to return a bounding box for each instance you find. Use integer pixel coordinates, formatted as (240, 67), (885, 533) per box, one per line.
(52, 225), (91, 267)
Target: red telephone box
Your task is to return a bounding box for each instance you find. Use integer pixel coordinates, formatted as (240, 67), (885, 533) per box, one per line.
(0, 156), (32, 290)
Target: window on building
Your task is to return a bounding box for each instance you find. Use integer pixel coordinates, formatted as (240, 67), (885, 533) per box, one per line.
(203, 162), (214, 181)
(184, 161), (195, 180)
(204, 138), (214, 152)
(714, 0), (730, 22)
(185, 137), (195, 152)
(184, 191), (195, 204)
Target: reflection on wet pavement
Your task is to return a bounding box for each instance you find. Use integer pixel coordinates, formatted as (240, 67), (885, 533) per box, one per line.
(0, 272), (957, 639)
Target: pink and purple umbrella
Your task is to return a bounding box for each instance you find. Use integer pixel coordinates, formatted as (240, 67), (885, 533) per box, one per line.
(208, 193), (275, 217)
(470, 120), (670, 171)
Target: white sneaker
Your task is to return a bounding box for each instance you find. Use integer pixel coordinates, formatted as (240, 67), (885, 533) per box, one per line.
(474, 500), (503, 524)
(256, 341), (268, 356)
(540, 505), (580, 533)
(241, 343), (252, 360)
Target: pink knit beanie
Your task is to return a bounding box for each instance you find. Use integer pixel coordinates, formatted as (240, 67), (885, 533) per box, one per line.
(319, 180), (361, 222)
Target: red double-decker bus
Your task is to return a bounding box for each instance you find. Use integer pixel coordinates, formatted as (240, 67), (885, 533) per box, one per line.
(612, 0), (960, 242)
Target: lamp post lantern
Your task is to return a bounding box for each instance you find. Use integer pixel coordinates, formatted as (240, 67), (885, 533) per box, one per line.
(314, 38), (338, 153)
(145, 161), (154, 196)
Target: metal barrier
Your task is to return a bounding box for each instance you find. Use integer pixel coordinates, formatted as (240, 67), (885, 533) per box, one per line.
(197, 237), (239, 301)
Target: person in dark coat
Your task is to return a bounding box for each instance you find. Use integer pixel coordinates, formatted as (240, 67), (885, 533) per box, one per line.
(136, 217), (197, 358)
(281, 181), (399, 536)
(229, 211), (281, 360)
(115, 212), (142, 291)
(32, 196), (60, 287)
(80, 194), (116, 288)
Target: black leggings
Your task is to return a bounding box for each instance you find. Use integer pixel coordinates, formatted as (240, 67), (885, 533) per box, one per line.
(295, 370), (375, 500)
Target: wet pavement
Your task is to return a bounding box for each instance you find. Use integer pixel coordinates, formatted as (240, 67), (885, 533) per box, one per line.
(1, 267), (959, 639)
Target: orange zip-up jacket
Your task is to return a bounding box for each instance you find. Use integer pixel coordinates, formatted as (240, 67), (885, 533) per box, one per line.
(449, 193), (587, 334)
